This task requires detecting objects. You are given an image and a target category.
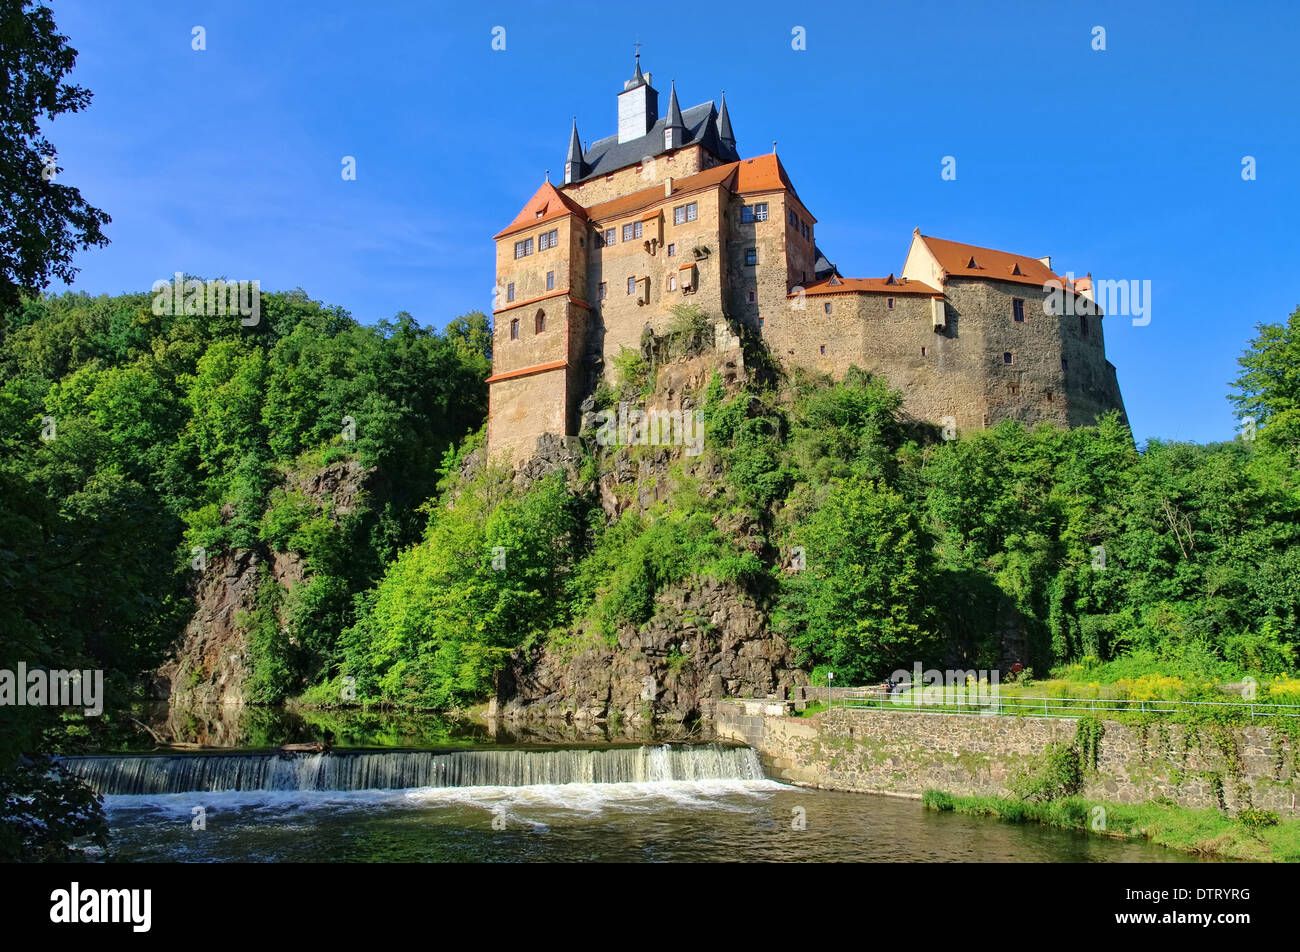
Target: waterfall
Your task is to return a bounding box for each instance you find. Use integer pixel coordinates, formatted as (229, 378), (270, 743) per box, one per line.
(61, 744), (766, 795)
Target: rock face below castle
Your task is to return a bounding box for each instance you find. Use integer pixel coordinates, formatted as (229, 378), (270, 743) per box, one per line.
(486, 60), (1127, 465)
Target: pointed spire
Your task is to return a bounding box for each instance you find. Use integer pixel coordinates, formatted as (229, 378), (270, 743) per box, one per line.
(718, 90), (736, 152)
(563, 117), (586, 185)
(663, 80), (685, 149)
(629, 46), (646, 87)
(666, 81), (684, 130)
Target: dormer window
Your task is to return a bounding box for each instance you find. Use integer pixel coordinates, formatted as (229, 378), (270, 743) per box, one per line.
(967, 256), (978, 269)
(1011, 262), (1023, 276)
(664, 129), (673, 149)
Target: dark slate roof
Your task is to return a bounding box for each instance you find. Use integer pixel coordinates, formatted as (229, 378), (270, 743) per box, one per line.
(813, 246), (838, 281)
(572, 100), (740, 184)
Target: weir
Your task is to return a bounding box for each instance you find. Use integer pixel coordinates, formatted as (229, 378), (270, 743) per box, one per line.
(61, 743), (766, 795)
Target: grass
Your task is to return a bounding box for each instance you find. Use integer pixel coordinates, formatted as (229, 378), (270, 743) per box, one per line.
(922, 790), (1300, 862)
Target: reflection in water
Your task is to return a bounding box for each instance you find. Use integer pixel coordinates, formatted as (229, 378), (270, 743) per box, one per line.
(85, 706), (1207, 863)
(102, 782), (1200, 863)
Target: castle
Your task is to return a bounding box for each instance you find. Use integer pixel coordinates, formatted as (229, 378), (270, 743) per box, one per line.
(486, 56), (1127, 464)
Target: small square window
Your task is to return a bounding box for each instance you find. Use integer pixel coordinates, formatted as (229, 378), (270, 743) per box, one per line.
(1046, 390), (1054, 402)
(747, 290), (756, 304)
(667, 243), (676, 257)
(823, 302), (831, 314)
(598, 282), (607, 301)
(757, 316), (765, 328)
(819, 344), (826, 355)
(506, 282), (515, 303)
(745, 248), (757, 266)
(546, 271), (554, 291)
(1003, 352), (1013, 364)
(1008, 383), (1019, 395)
(627, 277), (637, 295)
(1013, 298), (1025, 323)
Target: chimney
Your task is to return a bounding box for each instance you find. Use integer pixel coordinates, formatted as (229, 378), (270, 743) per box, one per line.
(664, 176), (673, 196)
(1038, 255), (1052, 270)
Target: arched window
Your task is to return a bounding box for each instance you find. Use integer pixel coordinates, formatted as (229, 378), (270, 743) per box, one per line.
(509, 318), (519, 340)
(535, 310), (546, 334)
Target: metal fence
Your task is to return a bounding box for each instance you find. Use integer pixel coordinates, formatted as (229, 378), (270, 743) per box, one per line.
(821, 687), (1300, 720)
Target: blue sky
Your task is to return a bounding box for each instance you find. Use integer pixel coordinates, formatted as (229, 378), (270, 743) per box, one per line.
(47, 0), (1299, 445)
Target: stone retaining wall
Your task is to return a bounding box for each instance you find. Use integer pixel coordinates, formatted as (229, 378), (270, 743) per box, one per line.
(715, 702), (1300, 814)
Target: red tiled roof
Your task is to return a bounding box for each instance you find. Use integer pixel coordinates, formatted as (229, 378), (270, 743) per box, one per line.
(918, 234), (1061, 288)
(494, 181), (589, 240)
(794, 275), (941, 297)
(582, 163), (738, 223)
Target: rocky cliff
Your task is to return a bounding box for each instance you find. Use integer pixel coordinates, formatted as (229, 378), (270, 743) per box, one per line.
(150, 459), (373, 707)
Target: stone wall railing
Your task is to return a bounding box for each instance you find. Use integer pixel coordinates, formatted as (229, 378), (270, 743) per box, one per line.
(715, 702), (1300, 814)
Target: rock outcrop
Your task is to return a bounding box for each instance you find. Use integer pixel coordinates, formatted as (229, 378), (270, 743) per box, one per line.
(150, 459), (373, 707)
(494, 577), (806, 726)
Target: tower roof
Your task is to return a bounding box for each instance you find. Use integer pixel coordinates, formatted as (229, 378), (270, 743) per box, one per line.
(718, 91), (735, 148)
(627, 52), (647, 89)
(494, 180), (589, 240)
(914, 234), (1061, 288)
(665, 81), (685, 131)
(566, 118), (583, 165)
(568, 100), (740, 185)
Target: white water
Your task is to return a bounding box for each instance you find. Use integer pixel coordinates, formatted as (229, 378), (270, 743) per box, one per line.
(63, 744), (769, 796)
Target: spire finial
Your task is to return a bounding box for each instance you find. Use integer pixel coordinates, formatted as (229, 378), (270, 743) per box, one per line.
(545, 168), (550, 182)
(772, 140), (778, 154)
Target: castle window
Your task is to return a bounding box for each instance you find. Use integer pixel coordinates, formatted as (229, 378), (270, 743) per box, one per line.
(667, 243), (676, 257)
(789, 209), (798, 226)
(603, 228), (616, 246)
(747, 290), (756, 303)
(823, 302), (832, 314)
(741, 203), (769, 224)
(820, 344), (826, 355)
(669, 274), (677, 291)
(513, 238), (533, 259)
(622, 221), (642, 242)
(509, 318), (519, 340)
(758, 316), (765, 328)
(745, 248), (758, 266)
(546, 271), (555, 291)
(801, 222), (809, 240)
(1061, 357), (1068, 372)
(598, 282), (607, 301)
(673, 202), (697, 225)
(887, 298), (895, 309)
(921, 346), (927, 357)
(1080, 315), (1089, 337)
(535, 310), (546, 334)
(1008, 383), (1019, 395)
(506, 282), (515, 303)
(538, 229), (559, 251)
(1003, 352), (1013, 364)
(1046, 390), (1054, 402)
(627, 277), (636, 296)
(1013, 298), (1025, 323)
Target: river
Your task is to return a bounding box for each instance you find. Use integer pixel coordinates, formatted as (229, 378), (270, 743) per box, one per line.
(65, 706), (1202, 863)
